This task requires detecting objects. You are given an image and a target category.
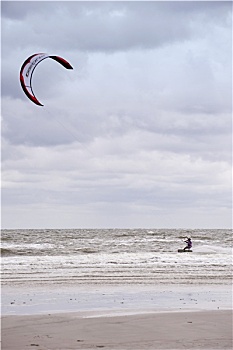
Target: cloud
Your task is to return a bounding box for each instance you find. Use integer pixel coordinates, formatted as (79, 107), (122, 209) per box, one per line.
(2, 1), (230, 53)
(1, 1), (232, 229)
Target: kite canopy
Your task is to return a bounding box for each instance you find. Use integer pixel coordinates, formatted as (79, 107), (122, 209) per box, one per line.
(20, 53), (73, 106)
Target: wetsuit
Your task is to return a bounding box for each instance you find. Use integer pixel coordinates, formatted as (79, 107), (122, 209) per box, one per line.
(184, 239), (192, 251)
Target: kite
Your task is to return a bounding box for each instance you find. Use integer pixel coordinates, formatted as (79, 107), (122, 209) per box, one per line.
(20, 53), (73, 106)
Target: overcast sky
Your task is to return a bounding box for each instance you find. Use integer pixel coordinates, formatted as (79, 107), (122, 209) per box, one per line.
(1, 1), (232, 229)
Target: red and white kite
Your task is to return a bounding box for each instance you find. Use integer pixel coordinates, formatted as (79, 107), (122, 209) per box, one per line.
(20, 53), (73, 106)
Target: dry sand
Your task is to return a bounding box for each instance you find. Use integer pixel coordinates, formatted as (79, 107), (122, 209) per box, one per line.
(1, 310), (232, 350)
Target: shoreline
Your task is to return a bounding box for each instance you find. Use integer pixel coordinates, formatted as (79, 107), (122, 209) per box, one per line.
(2, 309), (232, 349)
(2, 284), (232, 316)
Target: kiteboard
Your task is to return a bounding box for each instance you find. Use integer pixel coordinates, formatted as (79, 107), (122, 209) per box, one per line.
(178, 249), (192, 253)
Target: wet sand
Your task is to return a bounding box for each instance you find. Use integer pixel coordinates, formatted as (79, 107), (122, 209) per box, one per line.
(1, 310), (232, 349)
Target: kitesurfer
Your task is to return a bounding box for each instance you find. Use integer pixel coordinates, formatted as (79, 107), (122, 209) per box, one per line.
(183, 237), (192, 251)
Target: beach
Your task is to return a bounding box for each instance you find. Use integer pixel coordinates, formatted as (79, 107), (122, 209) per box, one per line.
(1, 284), (232, 350)
(2, 309), (232, 350)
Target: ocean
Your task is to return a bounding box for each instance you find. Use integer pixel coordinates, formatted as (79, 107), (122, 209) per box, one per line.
(1, 228), (232, 286)
(1, 228), (232, 315)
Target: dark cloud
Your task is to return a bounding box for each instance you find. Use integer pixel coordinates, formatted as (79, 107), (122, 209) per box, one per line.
(2, 1), (231, 53)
